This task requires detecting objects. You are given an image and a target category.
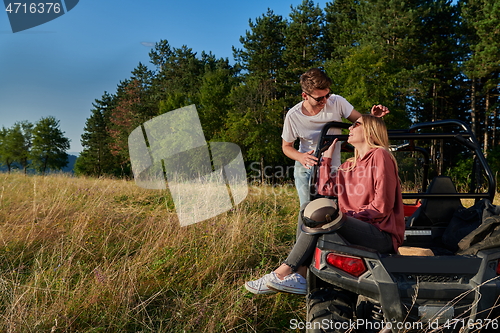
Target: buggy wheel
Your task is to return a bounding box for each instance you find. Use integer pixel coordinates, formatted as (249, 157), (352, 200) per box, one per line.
(306, 287), (356, 333)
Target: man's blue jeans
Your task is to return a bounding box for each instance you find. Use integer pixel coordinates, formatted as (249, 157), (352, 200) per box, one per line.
(294, 161), (312, 207)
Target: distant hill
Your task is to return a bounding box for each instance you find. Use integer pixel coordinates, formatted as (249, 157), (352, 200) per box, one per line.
(62, 154), (78, 173)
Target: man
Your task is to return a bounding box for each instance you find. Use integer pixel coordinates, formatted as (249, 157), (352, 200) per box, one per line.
(282, 68), (389, 206)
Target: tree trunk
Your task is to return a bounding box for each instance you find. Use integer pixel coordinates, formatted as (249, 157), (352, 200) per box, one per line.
(432, 81), (437, 122)
(260, 155), (265, 184)
(43, 155), (49, 175)
(484, 92), (490, 157)
(493, 108), (497, 149)
(471, 80), (477, 136)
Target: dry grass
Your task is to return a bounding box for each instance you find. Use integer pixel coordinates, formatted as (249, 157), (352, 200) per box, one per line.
(0, 173), (305, 332)
(1, 172), (499, 332)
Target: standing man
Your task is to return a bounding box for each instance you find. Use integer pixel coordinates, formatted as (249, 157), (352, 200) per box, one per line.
(282, 68), (389, 207)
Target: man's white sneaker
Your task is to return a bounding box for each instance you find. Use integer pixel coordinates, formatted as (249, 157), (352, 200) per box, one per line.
(244, 273), (278, 295)
(266, 272), (307, 295)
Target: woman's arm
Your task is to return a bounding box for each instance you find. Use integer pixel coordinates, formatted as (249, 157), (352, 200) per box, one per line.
(351, 149), (398, 222)
(317, 139), (338, 196)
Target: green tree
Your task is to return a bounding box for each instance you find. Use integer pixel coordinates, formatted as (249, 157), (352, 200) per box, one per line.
(108, 63), (155, 171)
(197, 60), (238, 141)
(30, 116), (70, 175)
(325, 0), (462, 127)
(324, 0), (360, 60)
(403, 0), (464, 123)
(224, 78), (288, 182)
(148, 39), (173, 73)
(0, 121), (33, 173)
(282, 0), (326, 91)
(75, 92), (121, 177)
(461, 0), (500, 150)
(0, 127), (14, 172)
(325, 45), (409, 128)
(344, 0), (463, 171)
(129, 62), (156, 123)
(152, 44), (205, 109)
(230, 9), (290, 179)
(233, 9), (286, 89)
(356, 0), (427, 115)
(11, 121), (33, 173)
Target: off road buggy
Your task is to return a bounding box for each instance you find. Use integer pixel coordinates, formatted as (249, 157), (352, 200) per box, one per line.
(305, 119), (500, 333)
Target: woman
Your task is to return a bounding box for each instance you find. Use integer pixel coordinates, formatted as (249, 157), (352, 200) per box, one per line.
(245, 115), (405, 295)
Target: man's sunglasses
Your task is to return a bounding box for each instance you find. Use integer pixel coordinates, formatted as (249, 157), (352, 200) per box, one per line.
(305, 91), (331, 102)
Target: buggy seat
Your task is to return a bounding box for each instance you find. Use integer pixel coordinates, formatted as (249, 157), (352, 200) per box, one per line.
(407, 176), (464, 230)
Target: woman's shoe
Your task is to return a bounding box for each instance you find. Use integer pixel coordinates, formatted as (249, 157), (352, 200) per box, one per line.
(266, 272), (307, 295)
(244, 273), (278, 294)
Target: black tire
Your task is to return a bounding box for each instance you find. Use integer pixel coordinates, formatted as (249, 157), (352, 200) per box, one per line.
(306, 287), (356, 333)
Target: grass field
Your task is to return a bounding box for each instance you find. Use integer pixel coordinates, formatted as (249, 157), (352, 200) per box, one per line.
(0, 173), (307, 332)
(0, 172), (499, 332)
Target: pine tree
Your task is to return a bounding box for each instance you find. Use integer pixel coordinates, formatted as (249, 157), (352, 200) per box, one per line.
(410, 0), (464, 123)
(224, 78), (288, 182)
(326, 0), (461, 126)
(283, 0), (326, 90)
(461, 0), (500, 150)
(75, 92), (120, 177)
(230, 9), (289, 177)
(149, 39), (173, 73)
(152, 44), (205, 110)
(108, 63), (155, 171)
(324, 45), (408, 128)
(197, 59), (238, 141)
(324, 0), (360, 59)
(233, 8), (286, 87)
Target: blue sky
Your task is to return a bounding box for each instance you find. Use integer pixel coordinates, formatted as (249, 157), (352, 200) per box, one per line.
(1, 0), (327, 153)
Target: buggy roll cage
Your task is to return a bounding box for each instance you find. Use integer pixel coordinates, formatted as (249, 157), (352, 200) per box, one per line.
(309, 119), (496, 203)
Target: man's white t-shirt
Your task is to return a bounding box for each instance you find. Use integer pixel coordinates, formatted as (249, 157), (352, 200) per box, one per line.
(282, 94), (354, 167)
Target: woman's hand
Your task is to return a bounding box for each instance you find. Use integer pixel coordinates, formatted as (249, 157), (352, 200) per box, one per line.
(323, 138), (338, 159)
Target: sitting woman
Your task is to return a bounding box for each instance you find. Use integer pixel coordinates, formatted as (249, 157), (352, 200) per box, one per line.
(245, 114), (405, 295)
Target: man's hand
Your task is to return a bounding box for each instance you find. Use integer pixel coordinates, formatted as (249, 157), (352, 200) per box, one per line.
(370, 105), (390, 117)
(299, 150), (318, 169)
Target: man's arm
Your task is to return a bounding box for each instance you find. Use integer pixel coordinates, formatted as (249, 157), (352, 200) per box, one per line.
(347, 105), (390, 122)
(347, 109), (363, 122)
(282, 139), (318, 169)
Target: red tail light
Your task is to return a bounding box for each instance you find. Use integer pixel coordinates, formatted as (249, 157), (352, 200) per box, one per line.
(314, 247), (322, 270)
(496, 260), (500, 275)
(326, 253), (367, 277)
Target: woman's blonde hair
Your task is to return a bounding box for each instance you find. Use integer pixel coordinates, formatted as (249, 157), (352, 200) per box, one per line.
(343, 114), (397, 171)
